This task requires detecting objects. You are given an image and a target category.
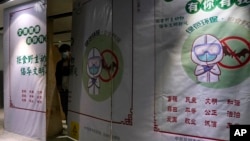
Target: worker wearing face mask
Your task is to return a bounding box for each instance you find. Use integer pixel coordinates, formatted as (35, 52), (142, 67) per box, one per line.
(55, 44), (71, 121)
(87, 48), (102, 95)
(191, 34), (223, 83)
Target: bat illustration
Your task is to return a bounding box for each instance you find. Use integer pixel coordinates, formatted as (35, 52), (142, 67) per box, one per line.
(222, 46), (250, 58)
(102, 59), (118, 72)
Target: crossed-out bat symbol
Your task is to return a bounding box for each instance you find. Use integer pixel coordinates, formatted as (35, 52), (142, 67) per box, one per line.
(219, 36), (250, 69)
(99, 49), (119, 82)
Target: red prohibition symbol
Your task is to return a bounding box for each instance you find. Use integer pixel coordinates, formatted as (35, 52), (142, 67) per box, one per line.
(99, 49), (119, 82)
(218, 36), (250, 69)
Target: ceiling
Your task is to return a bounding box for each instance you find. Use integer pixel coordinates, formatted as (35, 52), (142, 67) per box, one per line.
(0, 0), (72, 44)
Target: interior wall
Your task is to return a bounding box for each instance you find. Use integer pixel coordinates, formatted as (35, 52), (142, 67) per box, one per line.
(0, 34), (3, 108)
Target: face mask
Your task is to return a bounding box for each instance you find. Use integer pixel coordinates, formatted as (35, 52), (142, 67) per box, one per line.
(197, 53), (217, 62)
(89, 65), (100, 75)
(62, 51), (70, 59)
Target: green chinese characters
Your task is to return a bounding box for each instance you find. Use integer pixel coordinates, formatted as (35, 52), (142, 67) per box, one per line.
(185, 0), (249, 14)
(17, 25), (46, 45)
(17, 54), (47, 76)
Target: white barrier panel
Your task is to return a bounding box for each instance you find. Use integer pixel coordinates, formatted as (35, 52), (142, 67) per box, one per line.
(3, 1), (46, 140)
(69, 0), (250, 140)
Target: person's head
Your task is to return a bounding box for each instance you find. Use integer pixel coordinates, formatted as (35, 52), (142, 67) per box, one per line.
(59, 44), (71, 60)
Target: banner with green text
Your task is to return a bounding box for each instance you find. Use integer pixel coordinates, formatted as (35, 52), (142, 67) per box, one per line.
(69, 0), (249, 140)
(4, 1), (46, 140)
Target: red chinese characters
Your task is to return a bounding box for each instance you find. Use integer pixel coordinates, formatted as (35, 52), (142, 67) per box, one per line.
(185, 96), (197, 126)
(20, 89), (43, 104)
(166, 96), (178, 123)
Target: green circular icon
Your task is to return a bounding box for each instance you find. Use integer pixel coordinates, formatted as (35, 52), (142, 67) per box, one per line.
(34, 25), (41, 34)
(217, 0), (234, 9)
(23, 27), (28, 36)
(181, 21), (250, 88)
(201, 0), (217, 12)
(17, 28), (23, 36)
(83, 34), (123, 102)
(32, 35), (38, 44)
(235, 1), (249, 7)
(185, 0), (200, 14)
(28, 26), (34, 35)
(26, 36), (32, 45)
(38, 35), (45, 43)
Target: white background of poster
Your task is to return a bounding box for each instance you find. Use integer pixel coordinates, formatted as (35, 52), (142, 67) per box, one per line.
(69, 0), (250, 141)
(69, 0), (113, 140)
(3, 1), (46, 140)
(154, 1), (250, 140)
(69, 0), (133, 140)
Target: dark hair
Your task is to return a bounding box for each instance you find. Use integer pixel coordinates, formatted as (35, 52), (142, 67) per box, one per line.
(59, 44), (70, 53)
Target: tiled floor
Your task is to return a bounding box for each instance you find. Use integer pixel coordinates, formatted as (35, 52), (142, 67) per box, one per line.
(0, 109), (75, 141)
(0, 109), (40, 141)
(48, 136), (76, 141)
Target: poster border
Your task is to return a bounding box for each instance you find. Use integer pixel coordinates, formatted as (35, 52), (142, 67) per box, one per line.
(68, 0), (134, 126)
(8, 6), (46, 113)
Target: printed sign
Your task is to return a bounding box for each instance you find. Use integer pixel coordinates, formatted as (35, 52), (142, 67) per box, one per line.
(4, 2), (46, 140)
(9, 8), (46, 112)
(154, 0), (250, 140)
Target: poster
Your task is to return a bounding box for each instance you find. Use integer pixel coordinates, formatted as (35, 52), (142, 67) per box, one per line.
(4, 1), (46, 140)
(69, 0), (133, 140)
(69, 0), (250, 141)
(154, 0), (250, 140)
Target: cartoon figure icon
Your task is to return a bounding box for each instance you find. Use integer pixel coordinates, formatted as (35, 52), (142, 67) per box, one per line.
(191, 34), (224, 82)
(87, 48), (102, 95)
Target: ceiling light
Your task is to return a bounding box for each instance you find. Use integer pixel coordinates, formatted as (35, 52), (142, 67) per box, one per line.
(0, 0), (13, 4)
